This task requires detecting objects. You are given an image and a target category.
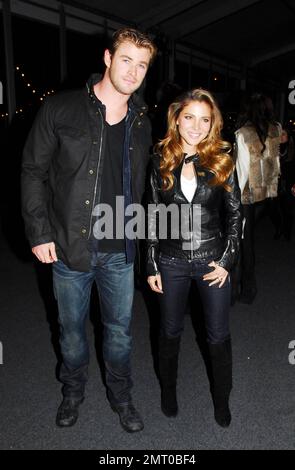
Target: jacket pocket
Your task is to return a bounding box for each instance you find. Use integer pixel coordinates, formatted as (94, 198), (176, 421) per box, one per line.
(56, 125), (89, 140)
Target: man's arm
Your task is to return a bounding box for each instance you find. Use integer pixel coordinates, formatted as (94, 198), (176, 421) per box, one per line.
(21, 98), (58, 262)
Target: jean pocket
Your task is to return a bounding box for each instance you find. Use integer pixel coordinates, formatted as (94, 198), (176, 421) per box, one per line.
(52, 258), (70, 274)
(193, 260), (214, 273)
(159, 253), (177, 266)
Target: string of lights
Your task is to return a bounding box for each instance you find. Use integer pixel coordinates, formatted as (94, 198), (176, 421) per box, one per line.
(0, 65), (55, 120)
(1, 67), (295, 127)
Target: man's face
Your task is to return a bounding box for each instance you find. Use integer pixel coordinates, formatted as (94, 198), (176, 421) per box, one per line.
(104, 41), (151, 96)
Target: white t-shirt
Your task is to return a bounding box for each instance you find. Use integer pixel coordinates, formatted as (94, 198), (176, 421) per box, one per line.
(181, 173), (197, 202)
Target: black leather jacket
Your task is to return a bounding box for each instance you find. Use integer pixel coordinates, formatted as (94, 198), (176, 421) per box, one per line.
(146, 154), (242, 275)
(21, 74), (152, 272)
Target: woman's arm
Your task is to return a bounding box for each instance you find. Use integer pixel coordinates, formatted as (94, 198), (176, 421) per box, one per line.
(146, 163), (161, 276)
(217, 170), (242, 272)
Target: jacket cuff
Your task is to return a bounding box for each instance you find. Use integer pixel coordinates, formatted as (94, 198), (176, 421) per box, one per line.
(28, 233), (54, 249)
(217, 238), (239, 272)
(146, 245), (160, 276)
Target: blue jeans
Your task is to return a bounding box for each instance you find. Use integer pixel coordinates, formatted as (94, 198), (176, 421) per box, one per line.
(52, 252), (134, 405)
(158, 254), (231, 344)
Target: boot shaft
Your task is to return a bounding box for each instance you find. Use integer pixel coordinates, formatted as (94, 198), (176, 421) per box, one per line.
(208, 338), (232, 404)
(158, 335), (181, 387)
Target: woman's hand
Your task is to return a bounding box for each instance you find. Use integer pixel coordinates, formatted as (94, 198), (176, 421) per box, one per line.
(203, 261), (228, 288)
(147, 274), (163, 294)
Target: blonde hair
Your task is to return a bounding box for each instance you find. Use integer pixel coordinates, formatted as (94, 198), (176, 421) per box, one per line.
(110, 28), (157, 64)
(156, 88), (234, 191)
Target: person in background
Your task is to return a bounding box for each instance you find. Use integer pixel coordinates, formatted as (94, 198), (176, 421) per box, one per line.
(235, 93), (282, 304)
(146, 89), (241, 427)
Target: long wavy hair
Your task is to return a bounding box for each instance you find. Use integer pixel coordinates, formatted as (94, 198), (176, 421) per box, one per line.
(155, 88), (234, 191)
(237, 93), (277, 154)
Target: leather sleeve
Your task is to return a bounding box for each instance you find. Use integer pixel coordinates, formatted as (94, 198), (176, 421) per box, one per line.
(217, 170), (242, 272)
(146, 163), (161, 276)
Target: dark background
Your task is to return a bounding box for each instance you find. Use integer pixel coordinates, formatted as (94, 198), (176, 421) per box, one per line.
(1, 0), (295, 132)
(1, 1), (295, 451)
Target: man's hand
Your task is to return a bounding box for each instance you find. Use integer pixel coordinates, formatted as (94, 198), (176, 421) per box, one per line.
(32, 242), (58, 263)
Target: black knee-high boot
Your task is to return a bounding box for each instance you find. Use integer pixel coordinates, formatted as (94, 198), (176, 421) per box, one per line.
(158, 335), (181, 417)
(208, 338), (232, 427)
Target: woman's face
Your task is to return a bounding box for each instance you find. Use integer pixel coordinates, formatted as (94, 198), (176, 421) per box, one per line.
(281, 130), (288, 144)
(176, 100), (212, 155)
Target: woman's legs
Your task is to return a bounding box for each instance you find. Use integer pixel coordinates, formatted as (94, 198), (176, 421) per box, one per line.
(157, 255), (192, 416)
(193, 262), (232, 427)
(157, 255), (233, 426)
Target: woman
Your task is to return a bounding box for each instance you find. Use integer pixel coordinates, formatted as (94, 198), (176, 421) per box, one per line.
(235, 93), (282, 303)
(146, 89), (241, 427)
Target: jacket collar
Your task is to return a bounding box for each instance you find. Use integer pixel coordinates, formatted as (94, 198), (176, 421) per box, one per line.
(183, 153), (199, 164)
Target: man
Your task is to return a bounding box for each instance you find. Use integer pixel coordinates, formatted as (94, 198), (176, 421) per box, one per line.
(21, 28), (157, 433)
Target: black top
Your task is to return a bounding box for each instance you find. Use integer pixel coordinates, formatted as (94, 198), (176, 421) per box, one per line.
(93, 117), (126, 252)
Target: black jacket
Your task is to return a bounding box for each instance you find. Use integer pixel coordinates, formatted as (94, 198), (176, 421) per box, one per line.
(146, 155), (242, 275)
(21, 74), (152, 272)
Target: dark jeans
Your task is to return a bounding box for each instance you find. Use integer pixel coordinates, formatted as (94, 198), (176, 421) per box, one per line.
(52, 252), (134, 405)
(241, 198), (281, 290)
(158, 254), (231, 344)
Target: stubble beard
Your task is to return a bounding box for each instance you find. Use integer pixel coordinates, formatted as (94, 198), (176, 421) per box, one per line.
(109, 70), (140, 96)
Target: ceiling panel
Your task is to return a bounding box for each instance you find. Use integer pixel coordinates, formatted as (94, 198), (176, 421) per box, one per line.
(5, 0), (295, 82)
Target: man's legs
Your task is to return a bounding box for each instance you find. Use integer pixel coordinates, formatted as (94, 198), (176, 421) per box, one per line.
(52, 259), (94, 426)
(93, 252), (143, 432)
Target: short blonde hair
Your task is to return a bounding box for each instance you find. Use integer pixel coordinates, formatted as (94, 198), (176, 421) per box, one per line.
(110, 28), (157, 64)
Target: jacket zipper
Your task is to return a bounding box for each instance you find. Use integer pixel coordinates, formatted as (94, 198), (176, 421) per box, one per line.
(88, 108), (104, 239)
(189, 203), (193, 260)
(130, 114), (137, 129)
(129, 113), (139, 260)
(218, 239), (230, 265)
(185, 165), (198, 261)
